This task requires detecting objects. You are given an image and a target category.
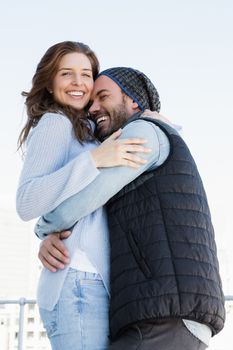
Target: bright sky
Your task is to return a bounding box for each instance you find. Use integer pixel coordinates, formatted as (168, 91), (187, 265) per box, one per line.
(0, 0), (232, 255)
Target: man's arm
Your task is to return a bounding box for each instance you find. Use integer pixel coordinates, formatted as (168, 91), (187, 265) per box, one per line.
(35, 120), (170, 238)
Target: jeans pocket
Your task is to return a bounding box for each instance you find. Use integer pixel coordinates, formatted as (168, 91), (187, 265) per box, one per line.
(39, 304), (59, 338)
(79, 278), (104, 286)
(181, 320), (204, 347)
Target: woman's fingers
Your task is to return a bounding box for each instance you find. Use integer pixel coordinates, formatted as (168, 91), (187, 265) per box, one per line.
(90, 135), (152, 168)
(109, 143), (151, 168)
(105, 128), (122, 141)
(142, 110), (174, 127)
(120, 138), (147, 145)
(122, 153), (148, 166)
(120, 161), (141, 169)
(111, 152), (149, 168)
(142, 109), (159, 117)
(122, 144), (152, 153)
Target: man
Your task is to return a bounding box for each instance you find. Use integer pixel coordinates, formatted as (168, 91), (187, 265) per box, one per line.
(36, 67), (225, 349)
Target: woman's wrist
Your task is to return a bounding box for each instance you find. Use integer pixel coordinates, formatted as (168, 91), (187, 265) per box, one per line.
(90, 148), (100, 168)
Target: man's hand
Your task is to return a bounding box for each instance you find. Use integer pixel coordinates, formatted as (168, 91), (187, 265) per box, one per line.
(38, 231), (71, 272)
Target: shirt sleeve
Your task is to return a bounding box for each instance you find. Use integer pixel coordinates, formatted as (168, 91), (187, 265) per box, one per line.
(35, 119), (170, 238)
(16, 113), (100, 221)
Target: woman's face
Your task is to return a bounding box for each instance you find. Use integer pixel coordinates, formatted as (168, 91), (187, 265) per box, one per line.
(52, 52), (94, 111)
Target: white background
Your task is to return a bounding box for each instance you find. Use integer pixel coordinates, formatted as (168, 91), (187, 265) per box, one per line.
(0, 1), (232, 348)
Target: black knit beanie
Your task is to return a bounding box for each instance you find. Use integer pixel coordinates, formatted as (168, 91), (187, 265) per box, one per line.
(98, 67), (161, 112)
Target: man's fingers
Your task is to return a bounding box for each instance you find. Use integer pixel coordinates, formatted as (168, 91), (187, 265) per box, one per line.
(39, 248), (67, 270)
(51, 237), (70, 258)
(39, 254), (57, 272)
(48, 244), (70, 263)
(45, 233), (70, 258)
(40, 242), (69, 264)
(39, 254), (61, 273)
(38, 233), (70, 272)
(59, 230), (72, 241)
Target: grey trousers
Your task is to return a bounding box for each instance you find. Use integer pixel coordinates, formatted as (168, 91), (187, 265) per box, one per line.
(109, 319), (208, 350)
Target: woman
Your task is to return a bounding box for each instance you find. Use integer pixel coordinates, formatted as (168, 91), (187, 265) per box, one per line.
(17, 41), (150, 350)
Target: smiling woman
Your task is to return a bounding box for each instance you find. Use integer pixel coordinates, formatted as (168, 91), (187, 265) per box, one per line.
(16, 41), (150, 350)
(52, 52), (94, 110)
(18, 41), (99, 147)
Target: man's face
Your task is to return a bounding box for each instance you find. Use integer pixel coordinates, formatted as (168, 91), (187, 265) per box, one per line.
(89, 75), (134, 141)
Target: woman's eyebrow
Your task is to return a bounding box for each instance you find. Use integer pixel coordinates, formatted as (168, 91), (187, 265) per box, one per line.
(57, 68), (92, 71)
(57, 67), (72, 71)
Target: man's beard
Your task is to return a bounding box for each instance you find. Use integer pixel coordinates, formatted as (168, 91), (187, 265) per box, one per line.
(96, 104), (129, 142)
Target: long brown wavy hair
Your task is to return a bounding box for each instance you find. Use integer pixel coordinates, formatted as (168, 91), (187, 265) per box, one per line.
(18, 41), (99, 150)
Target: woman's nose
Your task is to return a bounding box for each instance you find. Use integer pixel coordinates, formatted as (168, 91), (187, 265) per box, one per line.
(72, 75), (83, 86)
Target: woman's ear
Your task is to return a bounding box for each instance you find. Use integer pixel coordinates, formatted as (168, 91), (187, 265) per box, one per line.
(46, 86), (53, 93)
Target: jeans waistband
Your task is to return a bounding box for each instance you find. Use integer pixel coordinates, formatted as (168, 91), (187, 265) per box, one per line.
(68, 267), (102, 280)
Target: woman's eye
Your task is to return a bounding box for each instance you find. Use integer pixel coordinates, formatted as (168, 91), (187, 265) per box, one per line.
(61, 71), (71, 76)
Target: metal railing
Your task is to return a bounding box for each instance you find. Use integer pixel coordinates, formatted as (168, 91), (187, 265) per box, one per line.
(0, 296), (233, 350)
(0, 298), (36, 350)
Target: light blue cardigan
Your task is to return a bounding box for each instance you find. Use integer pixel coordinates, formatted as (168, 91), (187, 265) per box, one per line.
(16, 113), (110, 310)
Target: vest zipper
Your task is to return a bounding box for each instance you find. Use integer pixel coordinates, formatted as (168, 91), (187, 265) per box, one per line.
(126, 230), (152, 279)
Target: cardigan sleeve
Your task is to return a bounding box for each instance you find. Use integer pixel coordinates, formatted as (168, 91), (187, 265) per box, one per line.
(16, 113), (99, 221)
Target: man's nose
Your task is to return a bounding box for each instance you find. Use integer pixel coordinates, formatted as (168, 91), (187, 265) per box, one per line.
(89, 100), (100, 114)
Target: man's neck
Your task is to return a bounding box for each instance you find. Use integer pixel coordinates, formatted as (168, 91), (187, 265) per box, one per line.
(121, 111), (143, 129)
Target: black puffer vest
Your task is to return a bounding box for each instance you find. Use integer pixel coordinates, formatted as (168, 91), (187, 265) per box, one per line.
(106, 116), (225, 340)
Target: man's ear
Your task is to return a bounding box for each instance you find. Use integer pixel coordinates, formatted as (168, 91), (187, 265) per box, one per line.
(132, 101), (139, 110)
(123, 94), (140, 114)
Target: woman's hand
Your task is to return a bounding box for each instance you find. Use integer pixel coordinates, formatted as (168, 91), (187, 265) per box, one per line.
(142, 110), (174, 127)
(142, 110), (182, 133)
(91, 129), (152, 168)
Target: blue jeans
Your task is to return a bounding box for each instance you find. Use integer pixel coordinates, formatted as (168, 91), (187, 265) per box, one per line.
(39, 268), (109, 350)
